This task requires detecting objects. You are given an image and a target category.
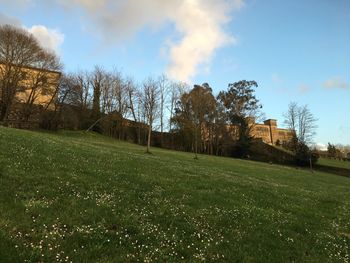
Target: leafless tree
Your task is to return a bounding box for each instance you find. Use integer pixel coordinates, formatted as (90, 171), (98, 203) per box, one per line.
(74, 70), (92, 110)
(157, 74), (171, 145)
(41, 73), (76, 129)
(0, 24), (61, 122)
(125, 77), (143, 144)
(284, 102), (317, 145)
(113, 70), (129, 138)
(20, 54), (61, 122)
(91, 66), (105, 121)
(100, 71), (114, 114)
(141, 77), (159, 153)
(283, 102), (298, 134)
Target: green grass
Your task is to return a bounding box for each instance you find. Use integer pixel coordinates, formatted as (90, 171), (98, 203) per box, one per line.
(318, 157), (350, 170)
(0, 127), (349, 262)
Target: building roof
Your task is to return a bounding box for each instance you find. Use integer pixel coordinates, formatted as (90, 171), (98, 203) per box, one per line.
(0, 61), (62, 75)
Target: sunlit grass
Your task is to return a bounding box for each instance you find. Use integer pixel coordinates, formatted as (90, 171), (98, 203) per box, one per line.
(0, 127), (349, 262)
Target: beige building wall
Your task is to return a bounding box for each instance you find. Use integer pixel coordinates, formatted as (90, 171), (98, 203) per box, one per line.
(0, 63), (61, 111)
(251, 119), (294, 145)
(217, 118), (294, 146)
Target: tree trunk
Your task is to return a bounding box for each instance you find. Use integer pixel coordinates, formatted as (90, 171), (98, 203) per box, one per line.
(147, 124), (152, 153)
(194, 124), (198, 159)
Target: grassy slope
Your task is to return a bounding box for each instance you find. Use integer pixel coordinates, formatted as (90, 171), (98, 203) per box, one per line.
(0, 127), (349, 262)
(318, 157), (350, 170)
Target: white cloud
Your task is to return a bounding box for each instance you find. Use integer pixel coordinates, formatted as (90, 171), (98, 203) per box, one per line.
(1, 0), (243, 80)
(26, 25), (64, 54)
(312, 143), (327, 151)
(298, 84), (311, 94)
(323, 77), (350, 90)
(57, 0), (244, 82)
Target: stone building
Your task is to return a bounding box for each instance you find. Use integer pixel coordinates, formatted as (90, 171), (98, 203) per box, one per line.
(250, 118), (294, 145)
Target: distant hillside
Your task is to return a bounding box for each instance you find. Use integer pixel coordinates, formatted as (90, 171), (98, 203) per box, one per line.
(0, 127), (349, 262)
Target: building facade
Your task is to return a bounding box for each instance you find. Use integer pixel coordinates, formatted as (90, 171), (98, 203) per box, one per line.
(251, 119), (294, 145)
(0, 62), (61, 125)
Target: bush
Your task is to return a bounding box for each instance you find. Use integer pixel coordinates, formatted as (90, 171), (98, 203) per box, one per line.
(294, 142), (319, 167)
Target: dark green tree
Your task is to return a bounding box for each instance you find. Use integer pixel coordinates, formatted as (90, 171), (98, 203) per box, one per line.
(217, 80), (262, 157)
(91, 66), (103, 121)
(173, 83), (216, 159)
(327, 143), (337, 158)
(294, 141), (319, 167)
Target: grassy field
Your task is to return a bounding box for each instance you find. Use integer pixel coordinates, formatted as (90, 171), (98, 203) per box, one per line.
(0, 127), (349, 262)
(318, 157), (350, 170)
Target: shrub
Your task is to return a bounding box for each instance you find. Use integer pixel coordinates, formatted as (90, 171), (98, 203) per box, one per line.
(294, 142), (319, 167)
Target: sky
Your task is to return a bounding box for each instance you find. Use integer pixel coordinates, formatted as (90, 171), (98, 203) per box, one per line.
(0, 0), (349, 147)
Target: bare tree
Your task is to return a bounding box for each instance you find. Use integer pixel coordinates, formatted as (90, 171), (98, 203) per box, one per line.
(91, 66), (105, 121)
(41, 73), (76, 129)
(125, 77), (144, 144)
(100, 71), (114, 114)
(284, 102), (317, 145)
(298, 105), (317, 144)
(75, 70), (92, 111)
(0, 24), (61, 122)
(283, 102), (298, 135)
(157, 74), (171, 145)
(125, 77), (138, 122)
(19, 53), (61, 122)
(141, 77), (159, 153)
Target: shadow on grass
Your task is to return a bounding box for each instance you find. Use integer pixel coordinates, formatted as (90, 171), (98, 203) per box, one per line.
(315, 165), (350, 178)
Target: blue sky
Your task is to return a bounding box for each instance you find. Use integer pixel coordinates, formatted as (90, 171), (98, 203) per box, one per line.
(1, 0), (349, 146)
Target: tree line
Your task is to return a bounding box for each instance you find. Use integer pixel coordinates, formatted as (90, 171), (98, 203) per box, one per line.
(55, 69), (263, 158)
(1, 24), (319, 165)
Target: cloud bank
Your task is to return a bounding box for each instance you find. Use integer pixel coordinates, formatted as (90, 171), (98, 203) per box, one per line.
(58, 0), (243, 81)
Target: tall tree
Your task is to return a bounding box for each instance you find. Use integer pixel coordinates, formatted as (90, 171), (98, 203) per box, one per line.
(327, 143), (337, 158)
(157, 74), (170, 146)
(173, 83), (216, 159)
(168, 81), (188, 148)
(283, 102), (317, 145)
(112, 70), (128, 139)
(125, 77), (143, 144)
(217, 80), (262, 157)
(19, 54), (61, 122)
(42, 73), (75, 129)
(91, 66), (104, 121)
(284, 102), (318, 166)
(141, 77), (159, 153)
